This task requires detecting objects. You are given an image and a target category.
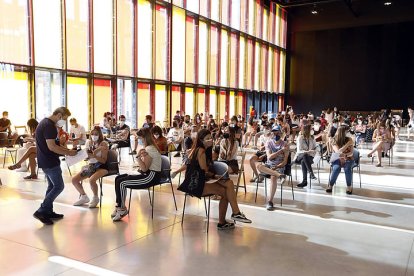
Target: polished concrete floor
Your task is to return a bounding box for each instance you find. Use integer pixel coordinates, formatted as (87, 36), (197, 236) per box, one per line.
(1, 139), (414, 275)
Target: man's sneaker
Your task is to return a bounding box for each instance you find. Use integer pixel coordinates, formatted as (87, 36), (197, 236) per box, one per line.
(89, 196), (100, 208)
(217, 222), (235, 230)
(73, 195), (90, 206)
(296, 182), (307, 188)
(111, 208), (117, 218)
(129, 150), (137, 155)
(48, 212), (64, 220)
(231, 212), (252, 223)
(112, 208), (128, 221)
(310, 173), (317, 180)
(249, 177), (257, 183)
(33, 211), (53, 225)
(266, 201), (274, 211)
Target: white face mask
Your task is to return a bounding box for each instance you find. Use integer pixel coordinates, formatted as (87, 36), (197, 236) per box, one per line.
(119, 121), (125, 126)
(313, 125), (320, 131)
(56, 119), (65, 128)
(91, 135), (99, 142)
(153, 134), (160, 139)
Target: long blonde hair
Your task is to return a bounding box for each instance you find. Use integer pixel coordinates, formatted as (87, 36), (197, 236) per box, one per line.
(334, 126), (349, 147)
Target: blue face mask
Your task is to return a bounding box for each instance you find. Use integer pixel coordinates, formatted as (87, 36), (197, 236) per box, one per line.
(274, 135), (281, 141)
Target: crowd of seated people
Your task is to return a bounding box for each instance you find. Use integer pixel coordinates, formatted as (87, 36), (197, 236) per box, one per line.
(3, 104), (413, 229)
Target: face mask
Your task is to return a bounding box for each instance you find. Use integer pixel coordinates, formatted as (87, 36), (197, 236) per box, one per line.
(333, 124), (338, 128)
(196, 118), (201, 123)
(223, 133), (230, 139)
(210, 123), (214, 125)
(185, 120), (190, 124)
(153, 134), (160, 139)
(56, 119), (66, 128)
(91, 135), (99, 142)
(313, 125), (320, 131)
(119, 121), (125, 126)
(358, 121), (362, 125)
(310, 130), (314, 135)
(274, 135), (281, 141)
(230, 124), (235, 128)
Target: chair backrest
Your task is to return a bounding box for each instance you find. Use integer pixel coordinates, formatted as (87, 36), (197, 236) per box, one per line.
(213, 161), (229, 180)
(0, 132), (8, 147)
(160, 155), (171, 178)
(353, 148), (360, 166)
(14, 126), (27, 135)
(106, 149), (119, 175)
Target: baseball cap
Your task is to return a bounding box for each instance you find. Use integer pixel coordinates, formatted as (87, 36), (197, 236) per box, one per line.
(271, 125), (281, 132)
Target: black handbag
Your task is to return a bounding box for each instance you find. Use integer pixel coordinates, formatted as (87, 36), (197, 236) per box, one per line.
(178, 149), (206, 198)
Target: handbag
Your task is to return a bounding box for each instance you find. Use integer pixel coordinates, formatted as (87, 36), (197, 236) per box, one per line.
(177, 149), (205, 198)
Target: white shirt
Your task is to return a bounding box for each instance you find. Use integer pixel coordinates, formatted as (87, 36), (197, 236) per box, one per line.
(70, 124), (86, 141)
(167, 128), (184, 148)
(146, 145), (161, 172)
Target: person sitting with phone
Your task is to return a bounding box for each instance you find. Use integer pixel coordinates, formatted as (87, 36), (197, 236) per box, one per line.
(71, 126), (109, 208)
(69, 118), (87, 148)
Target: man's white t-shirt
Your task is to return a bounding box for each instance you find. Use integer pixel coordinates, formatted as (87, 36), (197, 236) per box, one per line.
(70, 124), (86, 142)
(167, 128), (184, 148)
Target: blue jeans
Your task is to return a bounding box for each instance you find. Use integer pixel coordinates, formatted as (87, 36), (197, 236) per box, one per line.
(329, 159), (354, 187)
(37, 166), (65, 214)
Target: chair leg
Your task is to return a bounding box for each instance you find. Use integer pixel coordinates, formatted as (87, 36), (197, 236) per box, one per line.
(151, 186), (155, 219)
(3, 150), (7, 168)
(243, 171), (247, 194)
(148, 188), (152, 206)
(280, 181), (283, 207)
(358, 165), (362, 188)
(203, 197), (208, 217)
(206, 196), (211, 234)
(181, 194), (187, 225)
(10, 151), (15, 164)
(99, 178), (103, 208)
(290, 176), (294, 200)
(264, 178), (268, 204)
(170, 181), (177, 210)
(235, 171), (241, 196)
(255, 178), (259, 203)
(67, 163), (72, 176)
(128, 189), (132, 212)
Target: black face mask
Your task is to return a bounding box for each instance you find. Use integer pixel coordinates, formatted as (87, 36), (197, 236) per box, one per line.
(223, 133), (230, 139)
(185, 120), (190, 123)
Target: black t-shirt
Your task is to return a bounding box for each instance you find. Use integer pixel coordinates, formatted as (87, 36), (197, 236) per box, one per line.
(0, 118), (11, 132)
(115, 124), (130, 140)
(36, 118), (60, 169)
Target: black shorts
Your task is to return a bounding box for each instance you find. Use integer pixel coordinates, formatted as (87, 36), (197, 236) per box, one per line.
(255, 151), (267, 162)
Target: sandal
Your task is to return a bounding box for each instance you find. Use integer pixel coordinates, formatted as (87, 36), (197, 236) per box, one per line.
(23, 175), (38, 180)
(8, 164), (21, 170)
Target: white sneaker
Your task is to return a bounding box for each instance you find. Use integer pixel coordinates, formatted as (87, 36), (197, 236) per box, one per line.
(88, 196), (100, 208)
(73, 195), (90, 206)
(112, 208), (128, 221)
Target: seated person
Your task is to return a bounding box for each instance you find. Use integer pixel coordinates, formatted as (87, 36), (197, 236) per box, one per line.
(218, 127), (239, 174)
(0, 111), (18, 146)
(243, 117), (257, 147)
(326, 119), (339, 156)
(69, 118), (87, 147)
(367, 122), (392, 167)
(112, 128), (162, 221)
(256, 125), (289, 211)
(326, 126), (354, 194)
(229, 116), (242, 144)
(99, 112), (112, 134)
(131, 114), (154, 154)
(151, 125), (168, 156)
(107, 115), (130, 149)
(57, 124), (69, 148)
(8, 118), (39, 179)
(295, 125), (318, 188)
(171, 129), (251, 230)
(182, 115), (192, 136)
(313, 119), (325, 143)
(167, 120), (184, 156)
(72, 127), (109, 208)
(277, 116), (291, 142)
(354, 117), (367, 145)
(207, 119), (219, 138)
(249, 124), (272, 183)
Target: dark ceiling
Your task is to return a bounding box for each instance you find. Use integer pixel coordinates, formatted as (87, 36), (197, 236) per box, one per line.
(272, 0), (414, 32)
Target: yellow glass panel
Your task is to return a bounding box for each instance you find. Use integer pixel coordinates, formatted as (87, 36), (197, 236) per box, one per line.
(185, 87), (194, 119)
(260, 45), (266, 91)
(254, 41), (260, 90)
(198, 21), (208, 85)
(117, 0), (134, 76)
(0, 69), (29, 126)
(229, 91), (235, 118)
(137, 83), (150, 127)
(94, 80), (111, 125)
(33, 0), (62, 68)
(236, 92), (244, 117)
(196, 89), (205, 115)
(66, 0), (88, 71)
(138, 0), (152, 78)
(248, 0), (254, 35)
(172, 7), (185, 82)
(210, 26), (218, 86)
(155, 5), (168, 80)
(0, 0), (29, 65)
(67, 77), (89, 129)
(171, 86), (181, 119)
(155, 84), (167, 123)
(279, 52), (286, 93)
(246, 39), (253, 89)
(239, 35), (246, 89)
(229, 33), (237, 88)
(267, 48), (273, 92)
(220, 29), (228, 87)
(209, 89), (217, 119)
(93, 0), (113, 74)
(219, 91), (226, 121)
(185, 16), (195, 83)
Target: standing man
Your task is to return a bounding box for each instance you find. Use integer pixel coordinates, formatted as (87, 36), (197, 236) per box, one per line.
(33, 107), (77, 225)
